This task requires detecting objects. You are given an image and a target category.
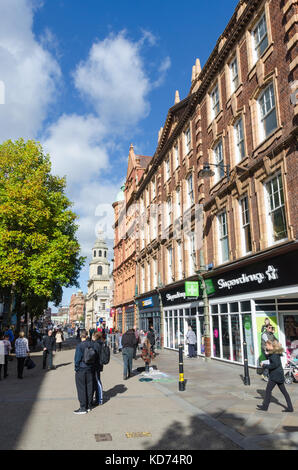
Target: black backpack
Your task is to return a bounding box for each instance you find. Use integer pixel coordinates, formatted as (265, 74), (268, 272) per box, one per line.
(99, 342), (110, 365)
(83, 344), (97, 365)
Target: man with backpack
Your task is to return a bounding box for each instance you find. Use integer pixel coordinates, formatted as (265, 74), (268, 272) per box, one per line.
(91, 331), (110, 407)
(73, 329), (97, 415)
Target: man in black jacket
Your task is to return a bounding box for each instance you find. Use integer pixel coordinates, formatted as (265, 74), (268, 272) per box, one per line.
(42, 330), (56, 370)
(74, 330), (96, 414)
(122, 329), (137, 380)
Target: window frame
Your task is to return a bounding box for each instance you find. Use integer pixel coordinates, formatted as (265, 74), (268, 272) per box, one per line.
(230, 56), (239, 94)
(258, 82), (277, 142)
(217, 211), (229, 264)
(264, 173), (287, 245)
(184, 126), (191, 155)
(239, 195), (252, 255)
(187, 174), (194, 208)
(213, 140), (225, 182)
(210, 83), (220, 120)
(234, 117), (245, 163)
(252, 12), (269, 64)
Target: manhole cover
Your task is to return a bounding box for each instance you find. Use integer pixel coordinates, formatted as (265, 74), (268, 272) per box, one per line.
(95, 433), (112, 442)
(126, 432), (152, 438)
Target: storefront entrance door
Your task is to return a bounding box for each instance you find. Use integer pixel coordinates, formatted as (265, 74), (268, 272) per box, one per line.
(279, 313), (298, 366)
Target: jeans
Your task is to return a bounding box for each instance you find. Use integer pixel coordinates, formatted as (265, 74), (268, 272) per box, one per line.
(122, 347), (134, 378)
(263, 380), (293, 410)
(93, 370), (103, 404)
(43, 350), (53, 369)
(188, 344), (196, 357)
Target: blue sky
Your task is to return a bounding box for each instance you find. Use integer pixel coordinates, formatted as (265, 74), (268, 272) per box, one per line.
(0, 0), (238, 310)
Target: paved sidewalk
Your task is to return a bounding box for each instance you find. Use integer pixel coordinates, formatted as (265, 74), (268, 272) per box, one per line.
(0, 342), (297, 450)
(148, 349), (298, 450)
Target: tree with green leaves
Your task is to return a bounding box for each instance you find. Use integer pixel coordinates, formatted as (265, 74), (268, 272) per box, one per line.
(0, 139), (85, 325)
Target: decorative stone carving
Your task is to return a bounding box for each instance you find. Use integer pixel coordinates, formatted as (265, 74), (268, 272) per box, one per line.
(231, 93), (238, 118)
(256, 60), (265, 87)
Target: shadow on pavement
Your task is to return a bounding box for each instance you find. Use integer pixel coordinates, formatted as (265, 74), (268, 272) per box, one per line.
(255, 388), (288, 410)
(55, 362), (72, 369)
(0, 338), (77, 450)
(104, 384), (127, 403)
(141, 413), (298, 450)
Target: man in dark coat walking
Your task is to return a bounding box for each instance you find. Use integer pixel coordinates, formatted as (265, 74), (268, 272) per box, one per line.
(122, 329), (137, 380)
(42, 330), (56, 370)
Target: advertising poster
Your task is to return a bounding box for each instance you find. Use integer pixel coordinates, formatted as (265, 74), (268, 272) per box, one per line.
(256, 312), (279, 362)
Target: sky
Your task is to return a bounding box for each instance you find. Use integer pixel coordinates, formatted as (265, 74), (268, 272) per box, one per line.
(0, 0), (239, 310)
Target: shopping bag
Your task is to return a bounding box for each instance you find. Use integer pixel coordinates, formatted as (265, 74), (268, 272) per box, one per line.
(24, 357), (36, 370)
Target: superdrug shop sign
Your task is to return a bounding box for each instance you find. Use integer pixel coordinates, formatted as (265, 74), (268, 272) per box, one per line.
(209, 250), (298, 298)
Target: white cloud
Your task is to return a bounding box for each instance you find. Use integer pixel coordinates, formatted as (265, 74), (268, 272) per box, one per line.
(43, 114), (109, 187)
(0, 0), (61, 142)
(73, 32), (151, 129)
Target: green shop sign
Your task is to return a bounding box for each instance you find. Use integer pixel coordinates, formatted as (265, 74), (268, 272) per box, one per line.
(185, 281), (199, 297)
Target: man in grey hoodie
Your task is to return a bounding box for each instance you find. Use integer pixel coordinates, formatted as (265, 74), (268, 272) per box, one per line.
(186, 326), (197, 358)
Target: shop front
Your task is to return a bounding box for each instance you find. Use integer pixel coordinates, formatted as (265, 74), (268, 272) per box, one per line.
(206, 246), (298, 368)
(125, 304), (135, 331)
(116, 307), (123, 333)
(160, 284), (205, 356)
(136, 294), (161, 349)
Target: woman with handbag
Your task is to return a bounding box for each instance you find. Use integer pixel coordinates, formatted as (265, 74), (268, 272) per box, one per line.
(15, 331), (30, 379)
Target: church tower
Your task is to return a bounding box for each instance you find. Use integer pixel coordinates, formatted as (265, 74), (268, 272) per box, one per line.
(85, 231), (112, 330)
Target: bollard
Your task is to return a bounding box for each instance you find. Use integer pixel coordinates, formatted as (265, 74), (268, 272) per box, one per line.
(243, 340), (251, 386)
(178, 344), (185, 391)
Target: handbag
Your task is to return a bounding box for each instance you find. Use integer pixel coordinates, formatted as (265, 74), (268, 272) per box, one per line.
(24, 356), (36, 370)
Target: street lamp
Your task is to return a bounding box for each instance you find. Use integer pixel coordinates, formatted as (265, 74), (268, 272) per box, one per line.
(200, 162), (230, 181)
(191, 252), (211, 361)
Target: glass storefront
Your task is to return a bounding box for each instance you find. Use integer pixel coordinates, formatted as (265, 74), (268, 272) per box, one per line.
(164, 304), (205, 357)
(210, 300), (255, 365)
(125, 308), (135, 331)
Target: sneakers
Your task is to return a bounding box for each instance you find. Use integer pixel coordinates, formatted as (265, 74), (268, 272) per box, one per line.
(256, 405), (268, 411)
(73, 408), (87, 415)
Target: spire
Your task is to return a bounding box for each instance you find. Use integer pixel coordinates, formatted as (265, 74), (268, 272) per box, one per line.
(158, 127), (163, 143)
(191, 65), (196, 82)
(195, 58), (201, 76)
(174, 90), (180, 104)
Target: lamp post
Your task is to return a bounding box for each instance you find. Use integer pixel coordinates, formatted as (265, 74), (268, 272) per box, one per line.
(191, 252), (211, 360)
(199, 162), (230, 181)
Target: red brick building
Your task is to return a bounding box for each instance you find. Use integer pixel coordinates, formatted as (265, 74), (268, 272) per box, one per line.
(113, 0), (298, 366)
(69, 291), (86, 327)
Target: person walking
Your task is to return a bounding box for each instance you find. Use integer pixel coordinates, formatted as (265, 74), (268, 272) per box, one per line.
(73, 329), (95, 414)
(15, 331), (30, 379)
(91, 331), (104, 407)
(4, 326), (14, 352)
(261, 323), (277, 381)
(186, 326), (197, 358)
(55, 329), (64, 352)
(147, 326), (156, 357)
(257, 340), (294, 412)
(1, 333), (12, 378)
(122, 328), (137, 380)
(133, 325), (139, 360)
(42, 329), (56, 370)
